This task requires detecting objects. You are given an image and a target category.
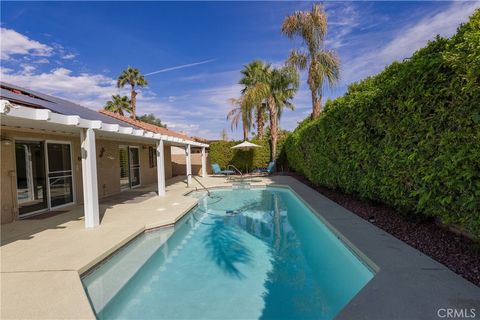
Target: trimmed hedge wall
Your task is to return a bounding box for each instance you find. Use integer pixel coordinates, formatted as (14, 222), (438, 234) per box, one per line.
(284, 10), (480, 238)
(210, 134), (289, 171)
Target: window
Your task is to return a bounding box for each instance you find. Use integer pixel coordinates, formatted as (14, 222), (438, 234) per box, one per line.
(149, 146), (157, 168)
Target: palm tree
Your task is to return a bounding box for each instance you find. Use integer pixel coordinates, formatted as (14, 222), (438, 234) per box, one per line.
(104, 95), (131, 116)
(282, 3), (340, 119)
(239, 61), (268, 139)
(220, 128), (229, 141)
(117, 67), (148, 120)
(227, 97), (252, 141)
(244, 64), (299, 160)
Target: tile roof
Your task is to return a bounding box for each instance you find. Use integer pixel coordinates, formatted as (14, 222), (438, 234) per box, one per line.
(99, 110), (201, 141)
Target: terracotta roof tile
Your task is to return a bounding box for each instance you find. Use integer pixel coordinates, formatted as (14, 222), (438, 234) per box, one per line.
(98, 110), (206, 142)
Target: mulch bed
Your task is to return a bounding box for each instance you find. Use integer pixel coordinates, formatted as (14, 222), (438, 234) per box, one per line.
(285, 173), (480, 287)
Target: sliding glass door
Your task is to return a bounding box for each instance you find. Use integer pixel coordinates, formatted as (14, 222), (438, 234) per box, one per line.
(15, 141), (47, 216)
(129, 147), (140, 188)
(119, 146), (130, 190)
(14, 140), (74, 217)
(47, 142), (74, 208)
(119, 145), (141, 189)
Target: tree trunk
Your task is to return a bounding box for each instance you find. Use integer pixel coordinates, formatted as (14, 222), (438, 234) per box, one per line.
(268, 97), (278, 161)
(256, 107), (264, 140)
(311, 90), (321, 119)
(242, 122), (248, 141)
(131, 84), (137, 120)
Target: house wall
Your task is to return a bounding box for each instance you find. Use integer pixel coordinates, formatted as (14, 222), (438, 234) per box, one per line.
(0, 128), (174, 224)
(171, 151), (210, 176)
(0, 129), (83, 224)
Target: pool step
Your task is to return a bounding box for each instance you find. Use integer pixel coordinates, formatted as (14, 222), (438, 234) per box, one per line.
(232, 182), (252, 189)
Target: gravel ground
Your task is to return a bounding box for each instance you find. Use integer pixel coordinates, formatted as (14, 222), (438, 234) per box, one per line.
(287, 173), (480, 287)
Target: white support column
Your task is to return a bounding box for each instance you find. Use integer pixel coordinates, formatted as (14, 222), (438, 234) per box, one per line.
(156, 139), (166, 196)
(185, 144), (192, 187)
(201, 147), (207, 178)
(80, 128), (100, 228)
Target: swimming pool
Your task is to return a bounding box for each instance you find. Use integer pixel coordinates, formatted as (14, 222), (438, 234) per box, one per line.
(82, 186), (374, 319)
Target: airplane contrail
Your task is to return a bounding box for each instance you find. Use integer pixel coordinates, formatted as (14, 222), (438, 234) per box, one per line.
(145, 59), (215, 76)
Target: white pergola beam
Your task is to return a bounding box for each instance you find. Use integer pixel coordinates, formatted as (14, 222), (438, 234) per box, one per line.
(101, 123), (120, 132)
(118, 127), (133, 134)
(0, 102), (209, 149)
(5, 106), (50, 120)
(201, 146), (207, 177)
(78, 118), (102, 129)
(186, 144), (192, 187)
(133, 129), (144, 136)
(48, 113), (80, 125)
(80, 128), (100, 228)
(156, 139), (166, 196)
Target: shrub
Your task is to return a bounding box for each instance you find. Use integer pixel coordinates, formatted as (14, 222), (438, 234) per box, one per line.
(210, 134), (289, 172)
(284, 10), (480, 238)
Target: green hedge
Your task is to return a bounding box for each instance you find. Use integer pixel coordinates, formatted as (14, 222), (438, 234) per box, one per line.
(210, 133), (289, 172)
(284, 10), (480, 238)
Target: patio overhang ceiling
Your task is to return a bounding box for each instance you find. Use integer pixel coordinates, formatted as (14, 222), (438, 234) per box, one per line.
(0, 100), (208, 148)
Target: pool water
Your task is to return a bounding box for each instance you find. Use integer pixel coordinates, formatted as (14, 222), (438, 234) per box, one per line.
(83, 187), (374, 319)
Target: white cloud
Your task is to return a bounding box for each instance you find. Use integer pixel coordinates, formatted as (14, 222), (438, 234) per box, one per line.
(341, 1), (479, 85)
(0, 28), (53, 60)
(325, 2), (360, 49)
(0, 67), (122, 108)
(19, 64), (36, 75)
(34, 58), (50, 64)
(61, 53), (76, 60)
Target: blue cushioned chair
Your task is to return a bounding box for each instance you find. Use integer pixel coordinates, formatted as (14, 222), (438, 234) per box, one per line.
(253, 161), (275, 175)
(211, 163), (235, 175)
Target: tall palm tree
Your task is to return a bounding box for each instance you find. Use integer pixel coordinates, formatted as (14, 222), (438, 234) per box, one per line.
(239, 61), (269, 139)
(104, 95), (132, 116)
(227, 97), (252, 141)
(282, 3), (340, 119)
(117, 67), (148, 120)
(244, 64), (299, 160)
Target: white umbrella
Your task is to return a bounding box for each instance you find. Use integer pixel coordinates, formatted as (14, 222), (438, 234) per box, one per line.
(230, 141), (261, 173)
(231, 141), (261, 150)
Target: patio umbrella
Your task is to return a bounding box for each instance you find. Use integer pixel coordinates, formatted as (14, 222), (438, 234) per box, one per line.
(230, 141), (261, 173)
(230, 140), (261, 150)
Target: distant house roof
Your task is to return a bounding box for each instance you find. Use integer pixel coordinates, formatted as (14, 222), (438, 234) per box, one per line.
(99, 110), (192, 141)
(0, 82), (129, 127)
(191, 136), (209, 143)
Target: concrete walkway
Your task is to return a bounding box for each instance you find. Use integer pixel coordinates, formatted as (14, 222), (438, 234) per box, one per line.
(1, 175), (478, 319)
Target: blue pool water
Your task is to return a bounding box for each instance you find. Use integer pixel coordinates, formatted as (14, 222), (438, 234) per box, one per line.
(83, 187), (374, 319)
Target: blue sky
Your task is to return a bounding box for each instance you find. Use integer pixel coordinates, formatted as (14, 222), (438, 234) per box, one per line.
(1, 1), (478, 139)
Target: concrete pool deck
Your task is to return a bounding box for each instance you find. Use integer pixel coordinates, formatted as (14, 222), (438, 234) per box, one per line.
(1, 175), (479, 319)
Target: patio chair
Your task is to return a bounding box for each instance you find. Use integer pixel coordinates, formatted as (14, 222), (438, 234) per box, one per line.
(211, 163), (235, 176)
(253, 161), (275, 175)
